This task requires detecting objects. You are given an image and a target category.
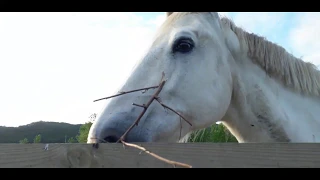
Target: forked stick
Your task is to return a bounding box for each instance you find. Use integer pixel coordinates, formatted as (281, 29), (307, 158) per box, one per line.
(121, 140), (192, 168)
(155, 97), (192, 126)
(91, 137), (192, 168)
(117, 73), (166, 142)
(93, 85), (159, 102)
(93, 72), (193, 168)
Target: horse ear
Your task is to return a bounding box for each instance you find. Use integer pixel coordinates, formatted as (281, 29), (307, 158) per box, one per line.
(166, 12), (174, 17)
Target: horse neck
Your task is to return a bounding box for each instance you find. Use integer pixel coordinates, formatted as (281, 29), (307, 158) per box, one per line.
(222, 55), (320, 143)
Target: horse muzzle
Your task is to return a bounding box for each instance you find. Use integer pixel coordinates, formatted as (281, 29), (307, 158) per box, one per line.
(87, 111), (152, 143)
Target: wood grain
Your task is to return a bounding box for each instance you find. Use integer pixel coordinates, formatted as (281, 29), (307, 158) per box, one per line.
(1, 143), (320, 168)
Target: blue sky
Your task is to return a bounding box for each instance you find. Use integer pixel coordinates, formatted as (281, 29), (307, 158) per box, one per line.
(0, 12), (319, 127)
(224, 12), (304, 58)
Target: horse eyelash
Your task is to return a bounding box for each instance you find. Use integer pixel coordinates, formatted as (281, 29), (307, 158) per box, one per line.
(172, 37), (195, 53)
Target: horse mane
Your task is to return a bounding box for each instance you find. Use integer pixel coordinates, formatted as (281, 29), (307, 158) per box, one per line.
(220, 16), (320, 96)
(166, 12), (320, 96)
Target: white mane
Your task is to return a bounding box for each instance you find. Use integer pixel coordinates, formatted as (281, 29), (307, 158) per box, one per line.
(221, 16), (320, 96)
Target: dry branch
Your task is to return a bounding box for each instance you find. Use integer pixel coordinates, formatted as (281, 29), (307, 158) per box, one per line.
(92, 72), (193, 168)
(121, 140), (192, 168)
(132, 103), (146, 108)
(155, 97), (192, 126)
(93, 85), (159, 102)
(117, 73), (166, 142)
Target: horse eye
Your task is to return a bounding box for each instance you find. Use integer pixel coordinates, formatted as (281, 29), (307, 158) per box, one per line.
(173, 38), (194, 53)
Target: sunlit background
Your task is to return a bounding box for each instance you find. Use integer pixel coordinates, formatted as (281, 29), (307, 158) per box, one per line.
(0, 12), (319, 127)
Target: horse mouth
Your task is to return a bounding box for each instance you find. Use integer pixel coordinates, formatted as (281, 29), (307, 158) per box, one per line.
(88, 136), (123, 143)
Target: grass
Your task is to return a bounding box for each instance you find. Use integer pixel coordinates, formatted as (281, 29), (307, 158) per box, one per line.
(188, 123), (238, 143)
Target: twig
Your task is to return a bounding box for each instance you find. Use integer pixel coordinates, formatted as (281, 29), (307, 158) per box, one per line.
(155, 97), (192, 126)
(132, 103), (146, 108)
(93, 85), (159, 102)
(92, 72), (193, 168)
(179, 117), (182, 140)
(121, 140), (192, 168)
(117, 72), (166, 142)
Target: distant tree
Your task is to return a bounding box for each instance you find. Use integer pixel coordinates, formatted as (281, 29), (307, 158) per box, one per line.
(76, 113), (96, 143)
(67, 137), (78, 143)
(33, 134), (41, 143)
(76, 122), (93, 143)
(19, 138), (29, 144)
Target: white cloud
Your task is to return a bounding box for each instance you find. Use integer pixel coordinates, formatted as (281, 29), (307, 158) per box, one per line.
(147, 14), (166, 28)
(289, 13), (320, 65)
(0, 12), (160, 127)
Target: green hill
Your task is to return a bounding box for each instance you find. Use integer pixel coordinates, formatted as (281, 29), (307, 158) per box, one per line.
(0, 121), (82, 143)
(0, 119), (237, 143)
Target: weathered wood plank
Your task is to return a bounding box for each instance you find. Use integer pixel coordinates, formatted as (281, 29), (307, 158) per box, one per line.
(0, 143), (320, 168)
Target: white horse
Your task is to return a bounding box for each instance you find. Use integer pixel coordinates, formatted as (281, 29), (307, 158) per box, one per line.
(88, 12), (320, 143)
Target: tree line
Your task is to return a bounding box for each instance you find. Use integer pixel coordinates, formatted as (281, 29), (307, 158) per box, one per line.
(14, 113), (237, 144)
(17, 121), (93, 144)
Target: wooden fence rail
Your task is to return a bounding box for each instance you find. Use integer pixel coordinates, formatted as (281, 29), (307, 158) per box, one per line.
(1, 143), (320, 168)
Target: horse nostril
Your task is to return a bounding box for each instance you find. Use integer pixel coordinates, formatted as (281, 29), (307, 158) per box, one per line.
(100, 128), (124, 143)
(103, 135), (120, 143)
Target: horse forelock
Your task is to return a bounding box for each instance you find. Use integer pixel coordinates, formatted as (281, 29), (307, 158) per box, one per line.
(162, 12), (320, 97)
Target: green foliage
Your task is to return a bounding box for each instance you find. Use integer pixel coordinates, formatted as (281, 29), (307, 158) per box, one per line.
(75, 113), (96, 143)
(188, 123), (238, 143)
(3, 112), (237, 144)
(33, 134), (41, 143)
(67, 137), (78, 143)
(76, 122), (93, 143)
(19, 138), (29, 144)
(74, 121), (237, 143)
